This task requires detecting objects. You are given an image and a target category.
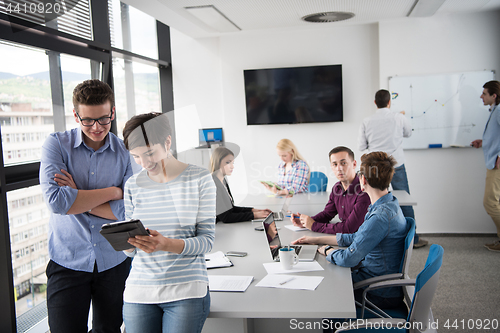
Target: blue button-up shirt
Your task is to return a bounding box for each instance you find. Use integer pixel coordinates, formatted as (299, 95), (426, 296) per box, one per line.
(483, 104), (500, 170)
(327, 193), (408, 298)
(40, 128), (133, 273)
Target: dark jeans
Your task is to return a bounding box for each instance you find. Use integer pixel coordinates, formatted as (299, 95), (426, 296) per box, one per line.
(392, 164), (420, 243)
(46, 258), (131, 333)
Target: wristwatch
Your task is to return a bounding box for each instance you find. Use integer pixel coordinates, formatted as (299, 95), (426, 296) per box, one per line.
(324, 245), (333, 255)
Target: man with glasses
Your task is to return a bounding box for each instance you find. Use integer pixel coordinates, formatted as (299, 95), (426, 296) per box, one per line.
(40, 79), (133, 333)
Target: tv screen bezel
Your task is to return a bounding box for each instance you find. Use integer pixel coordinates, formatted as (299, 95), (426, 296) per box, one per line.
(243, 64), (343, 126)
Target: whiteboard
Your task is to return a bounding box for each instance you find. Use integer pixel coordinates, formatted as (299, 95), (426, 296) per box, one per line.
(389, 71), (495, 149)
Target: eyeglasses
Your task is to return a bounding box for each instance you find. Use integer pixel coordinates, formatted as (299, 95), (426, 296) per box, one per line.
(76, 111), (113, 127)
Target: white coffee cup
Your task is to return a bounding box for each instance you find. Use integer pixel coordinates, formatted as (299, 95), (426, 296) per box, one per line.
(279, 247), (299, 270)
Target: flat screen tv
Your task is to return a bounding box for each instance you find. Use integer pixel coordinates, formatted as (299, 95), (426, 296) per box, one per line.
(244, 64), (343, 125)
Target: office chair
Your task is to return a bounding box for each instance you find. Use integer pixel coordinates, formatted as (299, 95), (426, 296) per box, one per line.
(337, 244), (443, 333)
(308, 171), (328, 192)
(353, 217), (416, 318)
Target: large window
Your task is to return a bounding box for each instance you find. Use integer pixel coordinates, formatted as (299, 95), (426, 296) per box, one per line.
(109, 0), (158, 59)
(60, 53), (94, 130)
(0, 42), (53, 166)
(0, 1), (172, 332)
(0, 0), (93, 40)
(0, 43), (96, 321)
(7, 186), (49, 317)
(113, 59), (161, 135)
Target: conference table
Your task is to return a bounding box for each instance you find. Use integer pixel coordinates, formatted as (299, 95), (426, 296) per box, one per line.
(202, 190), (417, 333)
(203, 220), (355, 333)
(238, 190), (416, 211)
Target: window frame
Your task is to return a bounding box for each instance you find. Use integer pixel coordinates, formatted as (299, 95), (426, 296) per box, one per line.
(0, 1), (173, 332)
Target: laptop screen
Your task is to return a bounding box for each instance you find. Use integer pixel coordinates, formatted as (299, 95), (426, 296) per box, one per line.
(263, 213), (281, 259)
(199, 128), (223, 146)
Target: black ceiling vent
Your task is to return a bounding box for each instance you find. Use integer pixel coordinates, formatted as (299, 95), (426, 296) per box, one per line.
(302, 12), (355, 23)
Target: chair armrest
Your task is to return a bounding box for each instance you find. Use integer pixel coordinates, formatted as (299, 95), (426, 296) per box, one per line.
(364, 279), (417, 293)
(353, 273), (403, 290)
(335, 318), (407, 332)
(360, 279), (416, 319)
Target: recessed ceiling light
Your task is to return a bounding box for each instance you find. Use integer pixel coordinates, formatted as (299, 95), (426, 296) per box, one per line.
(407, 0), (447, 17)
(302, 12), (355, 23)
(185, 5), (241, 32)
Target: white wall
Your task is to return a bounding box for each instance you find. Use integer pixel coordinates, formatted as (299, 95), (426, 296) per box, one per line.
(378, 10), (500, 234)
(170, 10), (500, 234)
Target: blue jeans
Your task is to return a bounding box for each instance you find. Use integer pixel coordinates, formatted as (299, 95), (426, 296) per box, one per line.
(123, 290), (210, 333)
(392, 164), (419, 242)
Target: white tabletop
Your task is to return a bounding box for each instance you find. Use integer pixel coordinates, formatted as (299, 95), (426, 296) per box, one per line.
(238, 190), (416, 213)
(208, 220), (356, 319)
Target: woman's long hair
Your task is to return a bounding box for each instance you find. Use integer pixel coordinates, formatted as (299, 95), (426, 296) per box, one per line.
(209, 147), (234, 173)
(277, 138), (307, 164)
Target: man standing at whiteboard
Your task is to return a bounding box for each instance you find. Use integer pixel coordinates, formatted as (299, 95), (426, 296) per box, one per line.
(471, 80), (500, 252)
(358, 89), (428, 248)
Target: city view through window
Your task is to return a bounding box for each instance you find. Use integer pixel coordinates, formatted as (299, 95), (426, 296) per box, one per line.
(0, 3), (167, 331)
(0, 41), (91, 317)
(0, 40), (162, 319)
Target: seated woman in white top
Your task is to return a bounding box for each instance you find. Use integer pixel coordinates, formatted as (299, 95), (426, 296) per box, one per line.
(210, 146), (271, 222)
(262, 138), (310, 195)
(121, 112), (215, 333)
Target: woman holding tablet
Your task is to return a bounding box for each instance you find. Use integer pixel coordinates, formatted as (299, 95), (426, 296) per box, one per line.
(210, 146), (271, 222)
(121, 112), (215, 333)
(262, 138), (309, 195)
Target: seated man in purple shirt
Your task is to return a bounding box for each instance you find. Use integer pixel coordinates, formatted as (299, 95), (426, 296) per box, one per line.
(291, 146), (370, 234)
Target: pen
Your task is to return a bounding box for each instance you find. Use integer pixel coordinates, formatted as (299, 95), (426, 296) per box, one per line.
(280, 277), (296, 285)
(205, 259), (210, 261)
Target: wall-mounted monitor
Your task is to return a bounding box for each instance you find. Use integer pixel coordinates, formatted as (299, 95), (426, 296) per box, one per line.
(244, 64), (343, 125)
(199, 128), (223, 147)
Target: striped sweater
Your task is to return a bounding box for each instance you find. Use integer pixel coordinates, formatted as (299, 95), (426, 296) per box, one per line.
(123, 164), (216, 304)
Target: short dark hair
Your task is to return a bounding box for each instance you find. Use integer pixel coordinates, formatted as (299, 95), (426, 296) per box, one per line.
(359, 151), (396, 191)
(122, 112), (172, 151)
(328, 146), (354, 161)
(375, 89), (391, 108)
(72, 79), (114, 111)
(483, 80), (500, 105)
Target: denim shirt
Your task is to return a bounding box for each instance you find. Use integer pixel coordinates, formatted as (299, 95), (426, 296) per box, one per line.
(482, 104), (500, 170)
(327, 193), (408, 297)
(40, 129), (133, 273)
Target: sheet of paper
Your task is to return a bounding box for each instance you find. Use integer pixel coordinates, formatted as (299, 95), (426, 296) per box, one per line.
(284, 224), (309, 231)
(205, 251), (233, 269)
(263, 261), (324, 274)
(208, 275), (253, 292)
(256, 274), (324, 290)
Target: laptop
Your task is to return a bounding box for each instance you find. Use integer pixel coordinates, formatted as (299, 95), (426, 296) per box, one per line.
(262, 213), (317, 262)
(197, 128), (223, 148)
(252, 194), (293, 222)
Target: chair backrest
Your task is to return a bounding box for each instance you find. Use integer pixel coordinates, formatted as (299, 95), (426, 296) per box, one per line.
(308, 171), (328, 192)
(406, 244), (444, 333)
(400, 217), (416, 278)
